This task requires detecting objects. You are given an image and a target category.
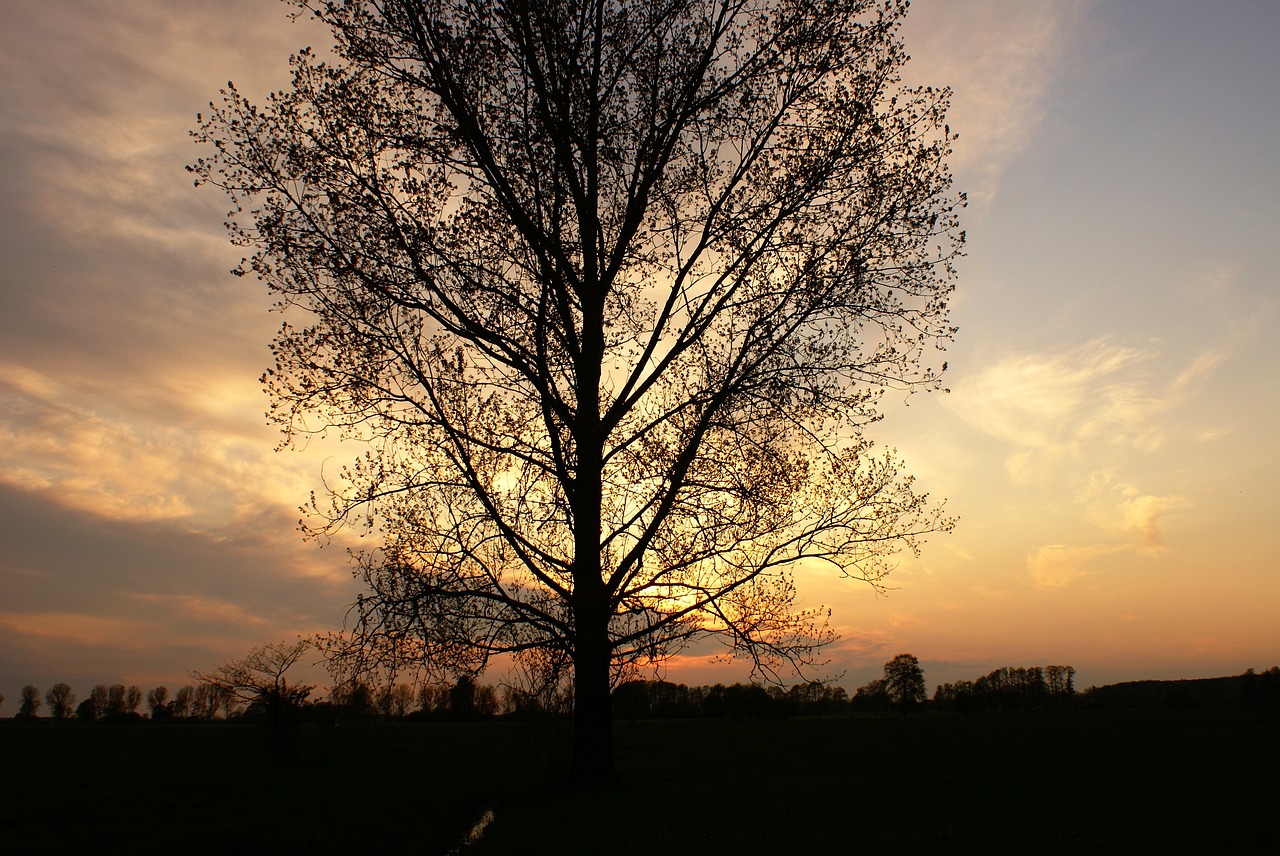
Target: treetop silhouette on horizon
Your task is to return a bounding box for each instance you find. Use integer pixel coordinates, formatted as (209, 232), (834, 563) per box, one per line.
(191, 0), (962, 784)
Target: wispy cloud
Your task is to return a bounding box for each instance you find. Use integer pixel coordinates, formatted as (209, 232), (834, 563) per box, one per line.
(946, 338), (1216, 587)
(903, 0), (1092, 201)
(0, 363), (318, 528)
(1077, 470), (1192, 549)
(1026, 543), (1127, 588)
(948, 338), (1226, 485)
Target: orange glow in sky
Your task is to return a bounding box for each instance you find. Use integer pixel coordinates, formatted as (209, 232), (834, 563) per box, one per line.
(1, 0), (1277, 699)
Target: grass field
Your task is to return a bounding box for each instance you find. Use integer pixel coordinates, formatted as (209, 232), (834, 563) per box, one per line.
(3, 706), (1276, 853)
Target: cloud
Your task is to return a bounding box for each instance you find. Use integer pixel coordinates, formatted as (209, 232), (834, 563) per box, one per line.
(949, 339), (1151, 482)
(1026, 543), (1127, 588)
(903, 0), (1092, 201)
(1023, 474), (1191, 589)
(948, 338), (1228, 485)
(0, 363), (321, 529)
(0, 480), (353, 691)
(946, 339), (1209, 588)
(1077, 470), (1191, 549)
(125, 594), (275, 631)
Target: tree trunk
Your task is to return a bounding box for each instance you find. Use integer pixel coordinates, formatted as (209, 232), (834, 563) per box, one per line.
(569, 601), (617, 787)
(569, 274), (615, 787)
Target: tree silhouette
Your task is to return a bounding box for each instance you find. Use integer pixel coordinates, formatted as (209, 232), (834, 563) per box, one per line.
(106, 684), (127, 718)
(18, 685), (41, 718)
(45, 683), (76, 720)
(193, 641), (314, 719)
(147, 686), (170, 721)
(193, 0), (961, 784)
(124, 685), (143, 715)
(194, 641), (315, 756)
(882, 653), (925, 713)
(170, 685), (195, 720)
(89, 684), (109, 719)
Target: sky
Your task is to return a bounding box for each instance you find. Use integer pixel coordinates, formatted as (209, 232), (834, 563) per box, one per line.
(1, 0), (1277, 705)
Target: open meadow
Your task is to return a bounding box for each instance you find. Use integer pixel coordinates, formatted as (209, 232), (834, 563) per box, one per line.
(4, 706), (1275, 853)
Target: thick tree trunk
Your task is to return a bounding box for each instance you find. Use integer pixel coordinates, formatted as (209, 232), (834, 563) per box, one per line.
(569, 610), (617, 787)
(569, 271), (615, 787)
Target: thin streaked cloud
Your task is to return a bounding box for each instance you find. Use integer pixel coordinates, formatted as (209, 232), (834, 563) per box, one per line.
(904, 0), (1092, 202)
(946, 338), (1229, 486)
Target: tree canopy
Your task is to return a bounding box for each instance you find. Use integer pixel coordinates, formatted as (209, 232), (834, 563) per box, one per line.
(192, 0), (962, 783)
(882, 652), (926, 711)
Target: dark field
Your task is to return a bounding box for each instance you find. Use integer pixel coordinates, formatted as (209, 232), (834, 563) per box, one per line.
(4, 707), (1276, 853)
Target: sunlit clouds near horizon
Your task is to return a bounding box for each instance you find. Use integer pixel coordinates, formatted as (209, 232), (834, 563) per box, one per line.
(2, 0), (1277, 698)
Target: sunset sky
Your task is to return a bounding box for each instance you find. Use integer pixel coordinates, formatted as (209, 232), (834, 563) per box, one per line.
(2, 0), (1277, 703)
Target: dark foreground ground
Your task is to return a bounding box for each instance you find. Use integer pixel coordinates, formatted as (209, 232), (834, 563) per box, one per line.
(3, 706), (1276, 854)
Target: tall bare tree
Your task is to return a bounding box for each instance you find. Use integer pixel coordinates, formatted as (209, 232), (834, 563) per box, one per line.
(147, 686), (170, 721)
(193, 640), (315, 715)
(18, 685), (41, 718)
(124, 685), (143, 715)
(193, 0), (961, 783)
(89, 684), (109, 719)
(45, 683), (76, 720)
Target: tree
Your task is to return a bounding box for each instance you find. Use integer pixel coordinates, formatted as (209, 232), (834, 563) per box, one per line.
(381, 683), (418, 717)
(195, 641), (315, 756)
(124, 685), (143, 715)
(76, 698), (98, 721)
(193, 0), (960, 784)
(89, 684), (109, 719)
(170, 686), (195, 720)
(147, 686), (170, 721)
(193, 640), (315, 719)
(18, 685), (42, 718)
(449, 675), (479, 718)
(882, 653), (925, 713)
(1046, 664), (1076, 701)
(332, 679), (378, 720)
(852, 677), (889, 714)
(45, 683), (76, 720)
(193, 684), (226, 720)
(106, 684), (127, 718)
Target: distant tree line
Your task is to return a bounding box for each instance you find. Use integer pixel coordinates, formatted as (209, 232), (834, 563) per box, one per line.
(1079, 667), (1280, 708)
(932, 665), (1077, 713)
(1, 652), (924, 723)
(12, 660), (1276, 724)
(5, 681), (246, 723)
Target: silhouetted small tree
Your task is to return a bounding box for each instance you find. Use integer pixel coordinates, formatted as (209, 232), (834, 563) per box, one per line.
(147, 686), (169, 722)
(193, 640), (315, 755)
(449, 676), (478, 718)
(170, 685), (195, 720)
(1046, 665), (1076, 702)
(331, 680), (377, 721)
(18, 685), (42, 718)
(90, 684), (109, 719)
(124, 685), (143, 715)
(106, 684), (127, 717)
(381, 683), (417, 718)
(45, 683), (76, 720)
(883, 654), (926, 714)
(852, 678), (890, 714)
(76, 698), (97, 721)
(192, 684), (225, 720)
(417, 683), (450, 716)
